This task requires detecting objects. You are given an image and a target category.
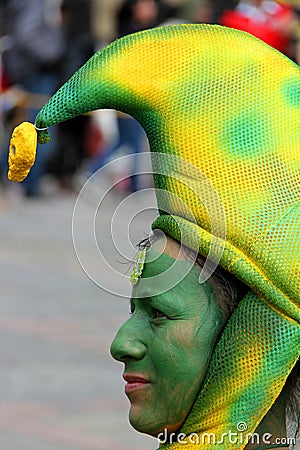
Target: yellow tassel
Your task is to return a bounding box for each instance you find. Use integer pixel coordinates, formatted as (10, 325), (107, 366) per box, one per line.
(8, 122), (37, 182)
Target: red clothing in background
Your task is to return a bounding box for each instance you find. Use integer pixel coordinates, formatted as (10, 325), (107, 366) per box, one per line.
(220, 1), (294, 54)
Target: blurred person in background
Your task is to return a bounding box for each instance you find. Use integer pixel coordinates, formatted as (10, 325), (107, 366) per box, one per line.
(219, 0), (300, 60)
(176, 0), (214, 23)
(116, 0), (177, 37)
(209, 0), (237, 22)
(46, 0), (95, 191)
(89, 0), (177, 193)
(1, 0), (64, 197)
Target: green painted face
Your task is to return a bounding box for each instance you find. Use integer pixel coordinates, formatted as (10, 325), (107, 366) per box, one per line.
(110, 237), (224, 437)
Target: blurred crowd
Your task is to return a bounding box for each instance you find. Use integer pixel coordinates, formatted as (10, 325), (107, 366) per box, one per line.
(1, 0), (300, 197)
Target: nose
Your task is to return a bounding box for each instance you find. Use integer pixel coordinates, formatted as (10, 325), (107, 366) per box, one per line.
(110, 317), (147, 362)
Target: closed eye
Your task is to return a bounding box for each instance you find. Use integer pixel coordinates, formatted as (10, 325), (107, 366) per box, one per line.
(152, 308), (167, 320)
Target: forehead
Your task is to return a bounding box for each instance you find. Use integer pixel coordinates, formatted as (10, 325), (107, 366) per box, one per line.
(143, 235), (194, 277)
(145, 235), (189, 262)
(132, 236), (198, 298)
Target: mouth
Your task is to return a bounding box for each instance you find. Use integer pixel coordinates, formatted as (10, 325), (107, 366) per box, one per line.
(123, 373), (151, 394)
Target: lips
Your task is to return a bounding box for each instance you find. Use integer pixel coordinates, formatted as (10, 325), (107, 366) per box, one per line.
(123, 373), (151, 394)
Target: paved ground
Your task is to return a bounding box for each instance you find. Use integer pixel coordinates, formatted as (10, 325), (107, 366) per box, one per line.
(0, 177), (157, 450)
(2, 174), (299, 450)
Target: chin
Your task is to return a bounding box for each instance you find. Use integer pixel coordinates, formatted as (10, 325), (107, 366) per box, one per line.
(129, 413), (158, 436)
(129, 407), (164, 437)
(129, 406), (183, 438)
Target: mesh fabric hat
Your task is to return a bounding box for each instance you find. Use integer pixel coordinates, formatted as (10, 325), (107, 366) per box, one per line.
(8, 24), (300, 449)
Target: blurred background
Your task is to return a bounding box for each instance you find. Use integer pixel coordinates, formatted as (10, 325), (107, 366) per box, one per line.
(0, 0), (300, 449)
(1, 0), (300, 198)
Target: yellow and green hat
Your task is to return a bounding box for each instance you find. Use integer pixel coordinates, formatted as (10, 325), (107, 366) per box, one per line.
(8, 24), (300, 449)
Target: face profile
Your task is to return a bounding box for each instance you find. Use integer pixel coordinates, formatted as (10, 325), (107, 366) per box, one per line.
(110, 236), (224, 437)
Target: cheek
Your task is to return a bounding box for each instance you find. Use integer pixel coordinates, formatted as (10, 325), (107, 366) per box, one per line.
(131, 318), (221, 436)
(147, 324), (208, 431)
(160, 318), (220, 383)
(152, 321), (208, 382)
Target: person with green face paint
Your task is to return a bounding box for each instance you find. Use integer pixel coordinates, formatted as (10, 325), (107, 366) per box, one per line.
(111, 234), (298, 449)
(110, 236), (225, 438)
(6, 22), (300, 450)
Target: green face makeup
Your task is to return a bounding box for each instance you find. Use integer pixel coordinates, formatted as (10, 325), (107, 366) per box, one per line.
(110, 238), (224, 437)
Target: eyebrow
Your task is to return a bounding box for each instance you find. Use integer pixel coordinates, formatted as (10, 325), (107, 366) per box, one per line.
(130, 291), (172, 310)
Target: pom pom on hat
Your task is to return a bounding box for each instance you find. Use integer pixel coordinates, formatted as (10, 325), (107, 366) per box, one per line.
(8, 122), (37, 182)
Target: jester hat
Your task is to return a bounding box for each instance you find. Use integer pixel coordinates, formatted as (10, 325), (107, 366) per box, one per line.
(8, 24), (300, 449)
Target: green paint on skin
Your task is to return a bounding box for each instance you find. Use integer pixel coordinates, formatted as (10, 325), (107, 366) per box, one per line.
(110, 240), (224, 437)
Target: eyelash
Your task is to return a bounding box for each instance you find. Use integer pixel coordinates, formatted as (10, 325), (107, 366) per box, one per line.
(129, 305), (167, 321)
(152, 308), (167, 320)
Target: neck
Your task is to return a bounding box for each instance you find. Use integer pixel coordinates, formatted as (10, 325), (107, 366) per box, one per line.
(244, 391), (288, 450)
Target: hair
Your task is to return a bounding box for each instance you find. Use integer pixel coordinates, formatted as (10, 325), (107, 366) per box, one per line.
(285, 360), (300, 445)
(136, 234), (300, 437)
